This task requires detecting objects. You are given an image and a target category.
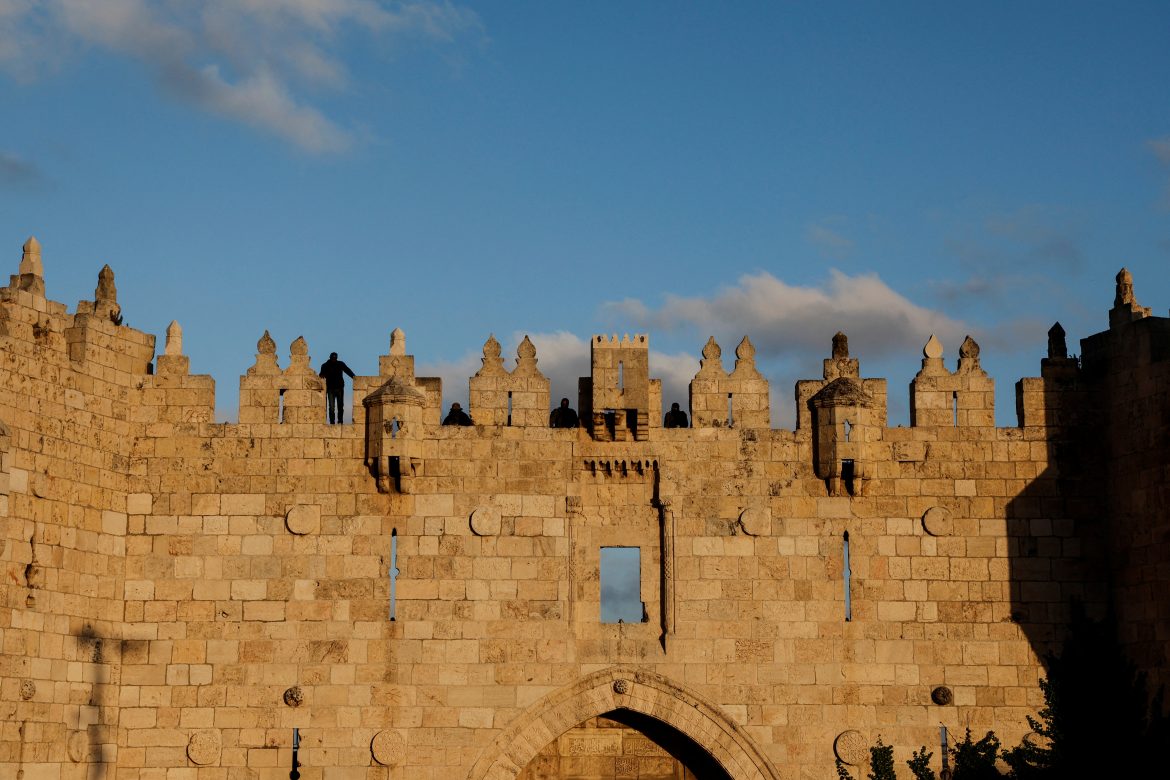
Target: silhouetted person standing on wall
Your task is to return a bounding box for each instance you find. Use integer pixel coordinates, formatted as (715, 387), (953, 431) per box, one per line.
(319, 352), (355, 424)
(549, 398), (579, 428)
(664, 402), (688, 428)
(443, 402), (473, 426)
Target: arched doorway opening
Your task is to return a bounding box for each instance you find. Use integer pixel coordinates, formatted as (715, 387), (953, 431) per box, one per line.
(466, 666), (780, 780)
(518, 708), (731, 779)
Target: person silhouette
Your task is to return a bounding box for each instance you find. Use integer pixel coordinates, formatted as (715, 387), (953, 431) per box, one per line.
(318, 352), (355, 424)
(442, 402), (473, 426)
(549, 397), (579, 428)
(663, 402), (688, 428)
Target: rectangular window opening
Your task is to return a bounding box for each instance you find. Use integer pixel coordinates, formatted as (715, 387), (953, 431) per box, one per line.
(952, 391), (959, 426)
(618, 361), (624, 390)
(842, 459), (856, 495)
(507, 391), (513, 426)
(600, 546), (643, 624)
(843, 531), (852, 622)
(388, 529), (399, 621)
(727, 393), (734, 427)
(278, 389), (286, 424)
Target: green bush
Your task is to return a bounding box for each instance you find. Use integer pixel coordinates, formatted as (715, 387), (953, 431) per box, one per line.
(868, 737), (896, 780)
(951, 728), (1001, 779)
(906, 746), (936, 780)
(1002, 604), (1168, 778)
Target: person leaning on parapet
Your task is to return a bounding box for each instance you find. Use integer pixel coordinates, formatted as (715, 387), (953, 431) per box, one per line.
(318, 352), (356, 424)
(549, 397), (579, 428)
(442, 402), (474, 426)
(663, 402), (688, 428)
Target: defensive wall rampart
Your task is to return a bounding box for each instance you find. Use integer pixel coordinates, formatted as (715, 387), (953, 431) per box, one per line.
(0, 237), (1165, 778)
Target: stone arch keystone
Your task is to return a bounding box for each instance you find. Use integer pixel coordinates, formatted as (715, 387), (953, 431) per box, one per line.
(465, 666), (781, 780)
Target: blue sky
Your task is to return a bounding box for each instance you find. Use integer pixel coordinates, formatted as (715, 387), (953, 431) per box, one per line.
(3, 1), (1169, 425)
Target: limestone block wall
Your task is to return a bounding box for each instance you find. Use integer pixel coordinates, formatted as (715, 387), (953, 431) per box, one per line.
(104, 410), (1101, 778)
(0, 265), (154, 776)
(0, 241), (1158, 779)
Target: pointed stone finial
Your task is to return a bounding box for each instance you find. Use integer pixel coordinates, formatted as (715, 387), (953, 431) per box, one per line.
(95, 264), (117, 303)
(1047, 322), (1067, 359)
(258, 330), (277, 356)
(959, 335), (980, 360)
(517, 335), (537, 363)
(735, 335), (756, 364)
(731, 335), (764, 380)
(165, 321), (183, 356)
(1109, 267), (1151, 327)
(514, 335), (542, 376)
(390, 328), (406, 356)
(832, 332), (849, 359)
(484, 334), (501, 360)
(19, 236), (42, 276)
(698, 336), (724, 376)
(15, 236), (45, 296)
(923, 335), (943, 360)
(290, 336), (308, 357)
(476, 334), (505, 376)
(1115, 268), (1135, 307)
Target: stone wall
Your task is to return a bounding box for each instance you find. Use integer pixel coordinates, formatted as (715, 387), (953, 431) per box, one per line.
(0, 239), (1163, 778)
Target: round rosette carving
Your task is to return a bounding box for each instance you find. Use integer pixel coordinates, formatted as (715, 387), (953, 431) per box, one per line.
(283, 686), (305, 707)
(469, 505), (501, 537)
(285, 505), (320, 535)
(922, 506), (954, 537)
(371, 730), (406, 766)
(187, 729), (221, 766)
(834, 730), (868, 766)
(612, 679), (630, 695)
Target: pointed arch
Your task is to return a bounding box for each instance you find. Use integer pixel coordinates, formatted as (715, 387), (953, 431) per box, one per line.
(466, 666), (781, 780)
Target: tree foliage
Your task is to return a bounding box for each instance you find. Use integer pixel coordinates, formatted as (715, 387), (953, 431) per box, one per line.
(951, 729), (1001, 780)
(1001, 604), (1168, 778)
(906, 747), (936, 780)
(868, 737), (896, 780)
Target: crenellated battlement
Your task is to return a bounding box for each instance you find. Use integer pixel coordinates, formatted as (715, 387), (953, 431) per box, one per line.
(592, 333), (648, 348)
(2, 234), (1170, 778)
(0, 235), (1153, 440)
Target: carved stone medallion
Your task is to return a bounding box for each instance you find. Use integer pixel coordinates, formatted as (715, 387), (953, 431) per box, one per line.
(613, 679), (630, 695)
(285, 505), (320, 535)
(469, 505), (501, 536)
(922, 506), (954, 537)
(738, 507), (770, 537)
(19, 679), (35, 700)
(283, 686), (304, 707)
(187, 729), (221, 766)
(67, 730), (87, 763)
(834, 730), (868, 766)
(371, 730), (406, 766)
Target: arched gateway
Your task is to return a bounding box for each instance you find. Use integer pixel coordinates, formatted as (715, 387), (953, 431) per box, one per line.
(466, 667), (782, 780)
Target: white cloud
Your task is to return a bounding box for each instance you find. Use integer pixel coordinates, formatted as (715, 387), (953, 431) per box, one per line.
(419, 330), (591, 413)
(418, 330), (701, 419)
(0, 0), (480, 152)
(603, 269), (968, 360)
